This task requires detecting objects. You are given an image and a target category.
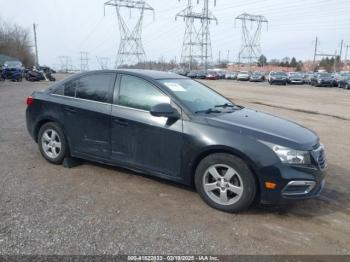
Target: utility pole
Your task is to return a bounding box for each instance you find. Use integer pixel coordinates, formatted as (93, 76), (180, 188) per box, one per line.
(313, 36), (318, 66)
(104, 0), (154, 68)
(339, 40), (344, 61)
(176, 0), (217, 71)
(345, 45), (350, 63)
(33, 23), (39, 67)
(218, 50), (221, 64)
(227, 50), (230, 63)
(235, 13), (268, 66)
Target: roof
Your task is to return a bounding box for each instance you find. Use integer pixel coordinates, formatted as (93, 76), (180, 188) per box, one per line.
(116, 69), (187, 80)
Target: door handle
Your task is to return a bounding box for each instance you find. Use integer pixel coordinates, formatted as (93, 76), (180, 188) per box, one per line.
(63, 107), (77, 113)
(113, 118), (128, 127)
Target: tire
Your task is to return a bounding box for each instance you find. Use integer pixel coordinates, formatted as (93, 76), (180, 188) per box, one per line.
(346, 84), (349, 90)
(38, 122), (68, 164)
(194, 153), (257, 213)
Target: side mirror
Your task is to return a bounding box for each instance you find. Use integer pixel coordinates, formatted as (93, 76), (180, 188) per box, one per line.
(150, 103), (180, 119)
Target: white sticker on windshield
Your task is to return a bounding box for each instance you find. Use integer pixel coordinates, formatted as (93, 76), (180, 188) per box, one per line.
(164, 82), (187, 92)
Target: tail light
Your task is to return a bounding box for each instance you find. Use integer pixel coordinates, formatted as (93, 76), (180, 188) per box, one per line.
(26, 96), (34, 106)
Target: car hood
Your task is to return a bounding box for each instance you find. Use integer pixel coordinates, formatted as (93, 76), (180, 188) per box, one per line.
(206, 108), (318, 150)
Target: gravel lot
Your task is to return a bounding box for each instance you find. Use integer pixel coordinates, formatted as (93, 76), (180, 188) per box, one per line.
(0, 75), (350, 255)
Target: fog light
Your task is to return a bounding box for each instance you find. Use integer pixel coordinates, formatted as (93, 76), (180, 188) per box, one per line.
(265, 182), (277, 190)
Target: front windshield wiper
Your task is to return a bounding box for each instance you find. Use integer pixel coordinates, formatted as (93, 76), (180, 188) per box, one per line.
(215, 103), (244, 110)
(195, 108), (222, 114)
(215, 103), (234, 108)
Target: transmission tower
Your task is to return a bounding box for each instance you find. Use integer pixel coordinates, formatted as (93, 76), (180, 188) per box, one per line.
(80, 52), (89, 72)
(104, 0), (154, 68)
(58, 56), (73, 73)
(96, 56), (110, 70)
(176, 0), (217, 71)
(235, 13), (268, 65)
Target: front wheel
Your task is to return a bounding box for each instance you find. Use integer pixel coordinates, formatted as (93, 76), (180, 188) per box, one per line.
(38, 122), (68, 164)
(195, 153), (257, 213)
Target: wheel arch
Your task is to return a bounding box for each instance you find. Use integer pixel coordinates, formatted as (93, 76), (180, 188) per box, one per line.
(34, 117), (65, 143)
(190, 146), (261, 190)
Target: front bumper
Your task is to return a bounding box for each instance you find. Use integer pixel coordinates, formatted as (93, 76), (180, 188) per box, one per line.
(259, 163), (326, 204)
(258, 145), (327, 204)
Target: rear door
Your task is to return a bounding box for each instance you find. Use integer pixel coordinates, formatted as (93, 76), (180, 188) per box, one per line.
(111, 74), (184, 178)
(56, 72), (116, 159)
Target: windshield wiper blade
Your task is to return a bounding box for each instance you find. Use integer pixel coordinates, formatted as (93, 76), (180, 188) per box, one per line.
(215, 103), (235, 108)
(195, 108), (222, 114)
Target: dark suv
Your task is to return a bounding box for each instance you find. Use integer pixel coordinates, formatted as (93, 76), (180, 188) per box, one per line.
(26, 70), (326, 213)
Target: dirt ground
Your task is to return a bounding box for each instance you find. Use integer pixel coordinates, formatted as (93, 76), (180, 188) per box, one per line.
(0, 75), (350, 255)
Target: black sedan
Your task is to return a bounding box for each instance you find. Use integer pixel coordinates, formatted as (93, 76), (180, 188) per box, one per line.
(26, 70), (326, 213)
(268, 72), (288, 85)
(338, 77), (350, 89)
(249, 72), (265, 82)
(311, 72), (333, 87)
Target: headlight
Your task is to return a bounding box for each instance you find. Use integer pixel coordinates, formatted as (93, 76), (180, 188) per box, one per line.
(261, 141), (311, 165)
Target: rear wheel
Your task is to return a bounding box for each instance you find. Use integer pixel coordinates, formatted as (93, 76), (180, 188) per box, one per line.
(195, 153), (257, 213)
(38, 122), (68, 164)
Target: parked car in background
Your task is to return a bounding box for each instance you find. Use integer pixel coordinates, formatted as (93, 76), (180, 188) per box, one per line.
(249, 72), (265, 82)
(287, 72), (304, 85)
(1, 60), (24, 82)
(206, 71), (220, 80)
(225, 72), (237, 80)
(338, 76), (350, 89)
(237, 71), (250, 81)
(268, 72), (288, 85)
(187, 71), (198, 79)
(303, 72), (314, 84)
(334, 72), (350, 87)
(26, 69), (327, 213)
(310, 72), (333, 87)
(217, 71), (227, 79)
(196, 71), (208, 79)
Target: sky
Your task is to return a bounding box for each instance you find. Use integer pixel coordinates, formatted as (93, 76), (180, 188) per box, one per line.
(1, 0), (350, 69)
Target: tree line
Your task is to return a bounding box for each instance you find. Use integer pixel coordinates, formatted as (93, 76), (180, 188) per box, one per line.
(0, 18), (35, 67)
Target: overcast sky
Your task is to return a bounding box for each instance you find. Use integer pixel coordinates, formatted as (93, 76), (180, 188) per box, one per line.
(1, 0), (349, 69)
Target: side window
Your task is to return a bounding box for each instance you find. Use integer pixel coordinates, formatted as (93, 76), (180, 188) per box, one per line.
(52, 85), (64, 95)
(118, 75), (170, 111)
(76, 73), (115, 103)
(64, 80), (77, 97)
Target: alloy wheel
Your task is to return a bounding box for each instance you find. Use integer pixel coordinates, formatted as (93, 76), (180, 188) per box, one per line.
(41, 129), (62, 159)
(202, 164), (243, 206)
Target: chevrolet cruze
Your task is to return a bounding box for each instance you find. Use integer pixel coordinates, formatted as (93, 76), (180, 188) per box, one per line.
(26, 70), (327, 212)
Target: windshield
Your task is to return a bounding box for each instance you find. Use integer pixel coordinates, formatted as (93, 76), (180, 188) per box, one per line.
(5, 61), (22, 68)
(158, 79), (232, 113)
(319, 73), (332, 77)
(271, 72), (287, 77)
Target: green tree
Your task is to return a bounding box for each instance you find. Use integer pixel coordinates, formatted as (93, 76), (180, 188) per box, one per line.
(257, 54), (267, 67)
(290, 57), (298, 67)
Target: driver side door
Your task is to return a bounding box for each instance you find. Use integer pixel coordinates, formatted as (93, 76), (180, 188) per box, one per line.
(111, 74), (184, 179)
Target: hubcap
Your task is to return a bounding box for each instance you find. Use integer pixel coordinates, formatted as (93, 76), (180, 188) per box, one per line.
(41, 129), (61, 159)
(203, 164), (243, 206)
